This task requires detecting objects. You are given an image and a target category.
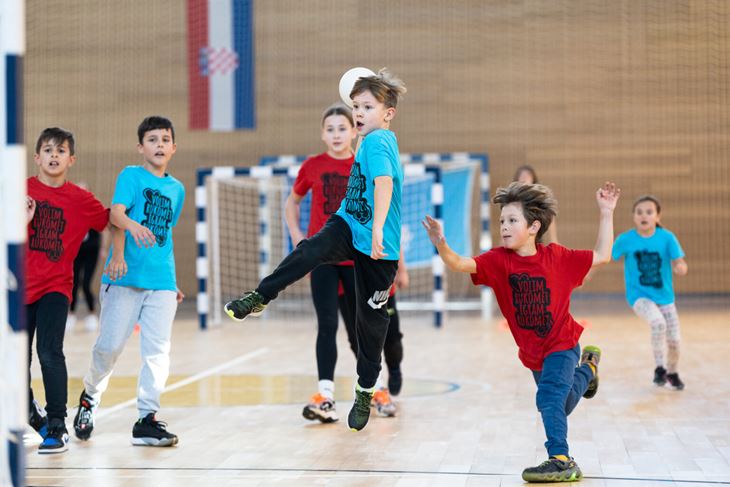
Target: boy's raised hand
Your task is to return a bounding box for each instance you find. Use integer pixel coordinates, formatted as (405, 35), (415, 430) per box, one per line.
(128, 221), (156, 248)
(596, 181), (621, 212)
(421, 215), (445, 246)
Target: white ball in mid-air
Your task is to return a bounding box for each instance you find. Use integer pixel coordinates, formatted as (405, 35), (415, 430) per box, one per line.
(339, 67), (375, 107)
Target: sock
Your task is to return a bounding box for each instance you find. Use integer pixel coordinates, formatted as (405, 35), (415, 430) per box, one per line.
(355, 381), (375, 394)
(318, 379), (335, 399)
(552, 454), (570, 462)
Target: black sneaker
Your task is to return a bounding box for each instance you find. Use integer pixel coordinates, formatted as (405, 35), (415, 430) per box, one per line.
(653, 366), (667, 386)
(224, 291), (267, 321)
(522, 457), (583, 483)
(388, 367), (402, 396)
(29, 399), (48, 439)
(580, 345), (601, 399)
(347, 385), (373, 432)
(666, 372), (685, 391)
(131, 413), (178, 447)
(38, 418), (69, 455)
(73, 390), (96, 441)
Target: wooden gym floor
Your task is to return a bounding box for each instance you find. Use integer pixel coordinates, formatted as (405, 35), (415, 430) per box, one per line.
(25, 297), (730, 486)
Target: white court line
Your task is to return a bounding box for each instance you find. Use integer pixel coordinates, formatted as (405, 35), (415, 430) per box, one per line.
(96, 347), (269, 419)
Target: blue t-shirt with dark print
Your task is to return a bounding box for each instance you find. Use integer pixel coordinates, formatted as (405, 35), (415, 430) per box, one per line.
(612, 227), (685, 306)
(336, 129), (402, 260)
(102, 166), (185, 290)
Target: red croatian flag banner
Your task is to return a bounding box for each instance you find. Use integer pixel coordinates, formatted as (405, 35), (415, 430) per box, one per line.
(187, 0), (255, 131)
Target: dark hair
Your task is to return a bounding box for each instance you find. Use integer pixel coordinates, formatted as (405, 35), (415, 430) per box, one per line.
(350, 68), (407, 109)
(492, 182), (558, 241)
(321, 103), (354, 127)
(137, 116), (175, 144)
(632, 195), (663, 228)
(513, 165), (539, 184)
(35, 127), (75, 155)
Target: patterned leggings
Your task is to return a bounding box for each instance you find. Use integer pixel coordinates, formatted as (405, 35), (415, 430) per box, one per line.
(632, 298), (681, 373)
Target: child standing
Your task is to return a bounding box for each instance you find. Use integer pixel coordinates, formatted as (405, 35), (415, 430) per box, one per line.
(26, 127), (110, 453)
(73, 116), (185, 447)
(285, 103), (358, 423)
(612, 195), (687, 389)
(422, 181), (620, 482)
(226, 68), (406, 431)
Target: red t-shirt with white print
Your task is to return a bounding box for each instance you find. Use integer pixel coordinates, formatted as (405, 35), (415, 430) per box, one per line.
(292, 151), (354, 266)
(25, 177), (109, 304)
(471, 244), (593, 370)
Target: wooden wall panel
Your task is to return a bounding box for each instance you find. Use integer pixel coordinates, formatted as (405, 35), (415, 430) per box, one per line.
(25, 0), (730, 296)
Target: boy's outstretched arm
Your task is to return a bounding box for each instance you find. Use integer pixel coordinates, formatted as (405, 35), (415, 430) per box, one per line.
(592, 181), (621, 267)
(422, 215), (477, 274)
(371, 176), (393, 260)
(110, 203), (155, 248)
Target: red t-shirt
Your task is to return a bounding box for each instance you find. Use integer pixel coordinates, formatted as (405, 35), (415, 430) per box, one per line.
(292, 152), (354, 265)
(25, 177), (109, 304)
(471, 244), (593, 370)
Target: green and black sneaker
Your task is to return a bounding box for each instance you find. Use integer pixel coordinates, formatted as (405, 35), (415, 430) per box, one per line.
(522, 457), (583, 483)
(581, 345), (601, 399)
(224, 291), (267, 321)
(347, 384), (374, 432)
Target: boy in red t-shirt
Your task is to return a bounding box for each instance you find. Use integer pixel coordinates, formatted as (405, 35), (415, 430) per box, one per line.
(423, 181), (620, 483)
(25, 127), (110, 454)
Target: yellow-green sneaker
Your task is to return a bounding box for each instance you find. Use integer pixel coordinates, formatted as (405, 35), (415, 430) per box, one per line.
(581, 345), (601, 399)
(522, 457), (582, 483)
(224, 291), (267, 321)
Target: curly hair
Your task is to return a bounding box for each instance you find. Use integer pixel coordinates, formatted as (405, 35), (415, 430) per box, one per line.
(492, 182), (558, 241)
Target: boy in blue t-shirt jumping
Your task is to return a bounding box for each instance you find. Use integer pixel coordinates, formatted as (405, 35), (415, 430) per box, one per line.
(225, 68), (407, 432)
(73, 116), (185, 446)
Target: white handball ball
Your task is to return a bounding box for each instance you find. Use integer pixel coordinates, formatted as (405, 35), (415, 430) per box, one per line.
(338, 67), (375, 107)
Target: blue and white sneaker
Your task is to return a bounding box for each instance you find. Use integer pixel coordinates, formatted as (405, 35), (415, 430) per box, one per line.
(39, 419), (69, 454)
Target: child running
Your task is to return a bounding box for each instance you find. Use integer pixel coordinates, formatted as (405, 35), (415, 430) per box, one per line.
(612, 195), (687, 389)
(226, 68), (406, 432)
(422, 181), (620, 482)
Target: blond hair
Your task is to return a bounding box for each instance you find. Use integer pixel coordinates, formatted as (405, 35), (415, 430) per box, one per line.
(350, 68), (407, 108)
(493, 182), (558, 241)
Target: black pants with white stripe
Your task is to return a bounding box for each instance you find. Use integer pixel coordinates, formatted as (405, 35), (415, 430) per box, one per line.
(257, 215), (398, 388)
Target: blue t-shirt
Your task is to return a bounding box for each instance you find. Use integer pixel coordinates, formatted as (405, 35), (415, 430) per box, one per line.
(612, 227), (685, 306)
(335, 129), (402, 260)
(102, 166), (186, 290)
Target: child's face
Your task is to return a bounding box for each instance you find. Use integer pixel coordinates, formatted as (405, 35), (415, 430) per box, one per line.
(633, 201), (660, 233)
(499, 202), (539, 249)
(351, 90), (395, 137)
(516, 169), (534, 184)
(138, 128), (176, 170)
(321, 114), (356, 157)
(34, 139), (76, 179)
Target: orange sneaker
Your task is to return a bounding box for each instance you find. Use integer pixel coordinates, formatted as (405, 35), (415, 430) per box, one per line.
(371, 388), (397, 417)
(302, 393), (338, 423)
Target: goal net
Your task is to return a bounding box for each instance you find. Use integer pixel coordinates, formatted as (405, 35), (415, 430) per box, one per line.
(196, 153), (490, 328)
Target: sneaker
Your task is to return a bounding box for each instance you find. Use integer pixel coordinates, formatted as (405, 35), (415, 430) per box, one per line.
(131, 413), (178, 447)
(347, 385), (373, 432)
(65, 313), (77, 332)
(73, 390), (96, 441)
(653, 366), (667, 386)
(302, 393), (339, 423)
(522, 457), (583, 483)
(580, 345), (601, 399)
(224, 291), (267, 321)
(28, 399), (48, 439)
(388, 368), (402, 396)
(666, 372), (685, 391)
(84, 314), (99, 332)
(38, 419), (69, 454)
(371, 388), (397, 417)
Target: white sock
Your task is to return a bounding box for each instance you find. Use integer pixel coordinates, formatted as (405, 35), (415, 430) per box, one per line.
(318, 379), (335, 399)
(355, 382), (375, 394)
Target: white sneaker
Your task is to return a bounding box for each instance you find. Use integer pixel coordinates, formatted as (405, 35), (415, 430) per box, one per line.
(65, 314), (77, 333)
(84, 314), (99, 332)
